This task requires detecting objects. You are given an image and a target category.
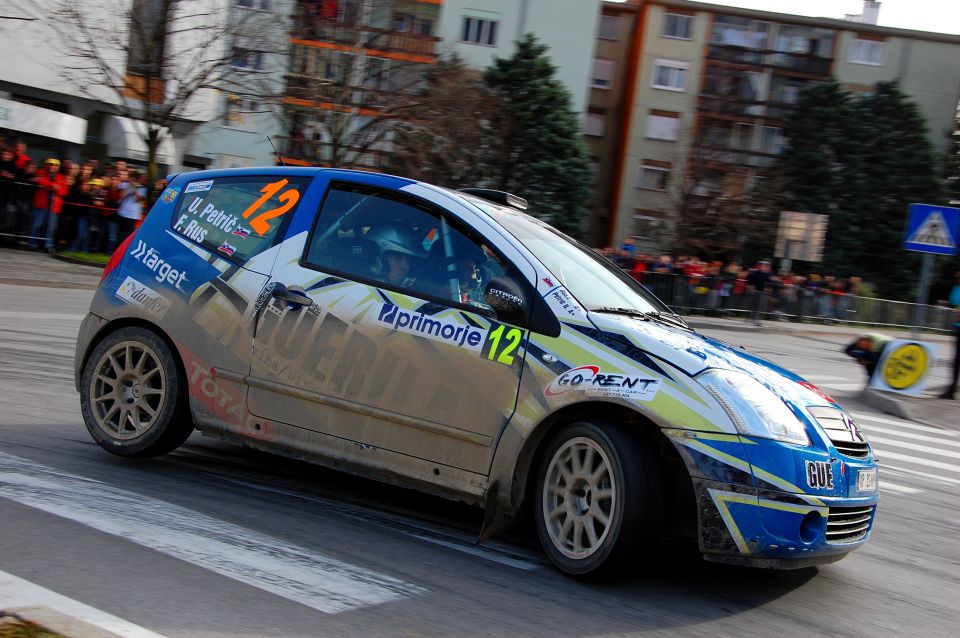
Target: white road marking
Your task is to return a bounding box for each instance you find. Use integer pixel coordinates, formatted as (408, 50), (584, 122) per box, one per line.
(0, 311), (86, 320)
(817, 382), (865, 391)
(860, 425), (960, 449)
(0, 569), (166, 638)
(881, 464), (960, 485)
(878, 481), (923, 495)
(0, 452), (425, 614)
(875, 450), (960, 473)
(214, 475), (546, 571)
(868, 436), (960, 460)
(851, 412), (958, 436)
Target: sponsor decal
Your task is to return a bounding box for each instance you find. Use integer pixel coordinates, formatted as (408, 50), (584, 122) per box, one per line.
(487, 287), (523, 307)
(545, 365), (659, 400)
(218, 241), (237, 257)
(184, 179), (214, 193)
(377, 303), (484, 350)
(129, 239), (188, 289)
(841, 412), (865, 442)
(115, 276), (170, 318)
(805, 460), (834, 490)
(544, 286), (584, 317)
(799, 381), (836, 404)
(161, 187), (179, 204)
(174, 195), (241, 243)
(231, 226), (252, 238)
(542, 277), (555, 288)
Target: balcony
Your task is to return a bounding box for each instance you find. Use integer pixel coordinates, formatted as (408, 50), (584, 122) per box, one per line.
(707, 44), (832, 77)
(291, 18), (439, 59)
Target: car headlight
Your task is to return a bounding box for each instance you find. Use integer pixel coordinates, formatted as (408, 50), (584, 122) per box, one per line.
(697, 369), (810, 446)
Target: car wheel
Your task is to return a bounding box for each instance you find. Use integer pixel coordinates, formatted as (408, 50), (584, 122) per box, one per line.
(80, 326), (193, 457)
(534, 421), (662, 577)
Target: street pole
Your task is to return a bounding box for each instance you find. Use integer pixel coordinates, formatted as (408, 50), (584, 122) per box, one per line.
(912, 252), (934, 339)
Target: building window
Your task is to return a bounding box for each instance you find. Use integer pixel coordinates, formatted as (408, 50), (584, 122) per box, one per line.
(760, 126), (784, 154)
(584, 109), (606, 136)
(633, 211), (663, 241)
(652, 59), (688, 91)
(591, 59), (615, 89)
(462, 17), (498, 45)
(646, 111), (679, 141)
(731, 122), (753, 150)
(231, 47), (265, 71)
(637, 162), (671, 190)
(598, 15), (620, 40)
(223, 94), (260, 130)
(236, 0), (270, 9)
(850, 38), (884, 65)
(662, 13), (693, 40)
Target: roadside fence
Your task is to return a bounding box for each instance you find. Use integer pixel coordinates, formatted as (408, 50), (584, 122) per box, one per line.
(635, 271), (956, 334)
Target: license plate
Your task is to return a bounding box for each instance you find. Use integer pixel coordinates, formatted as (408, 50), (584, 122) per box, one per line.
(857, 469), (877, 492)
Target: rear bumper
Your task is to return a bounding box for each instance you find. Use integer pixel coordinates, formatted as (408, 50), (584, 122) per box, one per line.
(74, 312), (107, 392)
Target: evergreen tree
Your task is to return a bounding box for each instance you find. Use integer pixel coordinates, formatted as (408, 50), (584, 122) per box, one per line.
(484, 34), (593, 236)
(771, 80), (942, 298)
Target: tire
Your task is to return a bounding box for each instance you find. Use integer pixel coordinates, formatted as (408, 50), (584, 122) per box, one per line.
(534, 421), (662, 578)
(80, 326), (193, 458)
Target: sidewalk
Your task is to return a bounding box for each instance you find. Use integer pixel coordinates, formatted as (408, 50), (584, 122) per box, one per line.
(0, 247), (954, 428)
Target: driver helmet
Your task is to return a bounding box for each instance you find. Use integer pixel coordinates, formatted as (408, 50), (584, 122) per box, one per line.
(366, 224), (425, 259)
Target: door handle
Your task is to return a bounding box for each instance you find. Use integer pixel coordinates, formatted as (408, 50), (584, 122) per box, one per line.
(272, 284), (312, 308)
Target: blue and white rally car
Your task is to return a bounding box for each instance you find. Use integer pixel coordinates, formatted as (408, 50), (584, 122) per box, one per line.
(75, 168), (879, 576)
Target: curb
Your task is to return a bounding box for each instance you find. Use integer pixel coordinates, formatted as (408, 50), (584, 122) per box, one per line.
(1, 606), (123, 638)
(51, 253), (108, 269)
(0, 277), (98, 290)
(860, 388), (913, 421)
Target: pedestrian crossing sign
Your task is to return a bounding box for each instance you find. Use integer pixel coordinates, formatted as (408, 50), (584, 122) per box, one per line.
(903, 203), (959, 255)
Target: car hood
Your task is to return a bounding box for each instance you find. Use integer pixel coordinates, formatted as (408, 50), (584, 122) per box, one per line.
(586, 312), (842, 410)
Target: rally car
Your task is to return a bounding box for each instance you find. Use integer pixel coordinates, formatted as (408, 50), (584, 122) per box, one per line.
(75, 167), (879, 576)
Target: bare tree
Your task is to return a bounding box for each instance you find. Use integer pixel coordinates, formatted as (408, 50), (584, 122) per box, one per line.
(51, 0), (287, 186)
(282, 0), (440, 169)
(389, 55), (500, 187)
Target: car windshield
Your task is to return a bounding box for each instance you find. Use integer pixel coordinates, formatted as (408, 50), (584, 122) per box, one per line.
(459, 195), (667, 314)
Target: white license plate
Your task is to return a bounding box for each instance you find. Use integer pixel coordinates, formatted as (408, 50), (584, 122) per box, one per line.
(857, 469), (877, 492)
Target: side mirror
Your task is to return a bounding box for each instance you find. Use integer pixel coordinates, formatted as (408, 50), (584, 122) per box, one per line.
(485, 277), (526, 316)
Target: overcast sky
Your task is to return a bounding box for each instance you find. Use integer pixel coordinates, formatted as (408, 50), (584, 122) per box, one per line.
(690, 0), (960, 35)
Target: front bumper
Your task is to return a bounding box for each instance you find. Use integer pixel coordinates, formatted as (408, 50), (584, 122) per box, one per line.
(664, 428), (879, 568)
(695, 478), (878, 567)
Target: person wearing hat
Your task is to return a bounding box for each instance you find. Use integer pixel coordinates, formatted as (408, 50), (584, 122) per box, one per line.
(30, 158), (68, 252)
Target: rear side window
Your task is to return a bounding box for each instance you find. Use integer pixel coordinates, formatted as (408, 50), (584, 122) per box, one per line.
(171, 175), (311, 263)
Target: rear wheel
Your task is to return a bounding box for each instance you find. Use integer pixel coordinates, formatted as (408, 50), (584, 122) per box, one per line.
(534, 421), (662, 577)
(80, 327), (193, 457)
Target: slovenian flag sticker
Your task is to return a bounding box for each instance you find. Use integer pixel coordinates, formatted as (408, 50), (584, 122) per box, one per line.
(218, 241), (237, 256)
(232, 226), (251, 238)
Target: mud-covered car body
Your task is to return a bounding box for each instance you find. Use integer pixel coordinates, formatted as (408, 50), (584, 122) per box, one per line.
(75, 167), (878, 573)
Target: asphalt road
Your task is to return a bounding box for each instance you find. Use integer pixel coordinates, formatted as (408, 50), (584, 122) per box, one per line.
(0, 282), (957, 638)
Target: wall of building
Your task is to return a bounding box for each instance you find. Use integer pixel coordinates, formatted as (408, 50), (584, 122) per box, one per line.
(836, 33), (960, 151)
(437, 0), (602, 116)
(610, 2), (707, 249)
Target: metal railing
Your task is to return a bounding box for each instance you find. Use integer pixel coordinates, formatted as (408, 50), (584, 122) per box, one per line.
(634, 271), (956, 333)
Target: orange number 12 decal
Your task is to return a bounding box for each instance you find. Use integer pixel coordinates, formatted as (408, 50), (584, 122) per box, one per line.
(241, 179), (301, 236)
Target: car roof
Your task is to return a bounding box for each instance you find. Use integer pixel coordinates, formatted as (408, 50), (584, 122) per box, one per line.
(170, 166), (419, 185)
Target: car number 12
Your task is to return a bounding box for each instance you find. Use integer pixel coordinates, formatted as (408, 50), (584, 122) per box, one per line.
(484, 324), (524, 365)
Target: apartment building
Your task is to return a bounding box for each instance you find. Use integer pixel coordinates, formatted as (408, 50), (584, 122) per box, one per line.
(592, 0), (960, 254)
(281, 0), (601, 170)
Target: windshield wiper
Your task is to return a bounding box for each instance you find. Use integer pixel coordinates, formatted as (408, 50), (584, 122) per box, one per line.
(590, 307), (691, 330)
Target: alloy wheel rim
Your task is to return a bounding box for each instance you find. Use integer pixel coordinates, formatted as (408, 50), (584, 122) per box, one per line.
(90, 341), (166, 440)
(542, 436), (617, 560)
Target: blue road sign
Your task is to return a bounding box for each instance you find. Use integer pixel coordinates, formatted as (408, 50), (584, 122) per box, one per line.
(903, 203), (959, 255)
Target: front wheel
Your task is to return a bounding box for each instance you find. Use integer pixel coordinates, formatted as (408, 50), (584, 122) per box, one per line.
(534, 421), (662, 577)
(80, 326), (193, 457)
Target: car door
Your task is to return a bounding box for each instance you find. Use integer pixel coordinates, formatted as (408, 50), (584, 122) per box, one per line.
(247, 179), (535, 475)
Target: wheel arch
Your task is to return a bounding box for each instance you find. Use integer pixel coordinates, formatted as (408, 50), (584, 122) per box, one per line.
(483, 401), (696, 542)
(78, 317), (189, 395)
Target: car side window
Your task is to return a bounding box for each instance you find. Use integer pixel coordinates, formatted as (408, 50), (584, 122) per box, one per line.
(304, 184), (532, 325)
(171, 175), (311, 264)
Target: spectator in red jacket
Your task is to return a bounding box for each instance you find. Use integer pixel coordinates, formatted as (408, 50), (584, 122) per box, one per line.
(30, 158), (68, 252)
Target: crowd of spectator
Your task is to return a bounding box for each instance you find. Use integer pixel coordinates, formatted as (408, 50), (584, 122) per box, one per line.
(599, 238), (866, 323)
(0, 138), (162, 254)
